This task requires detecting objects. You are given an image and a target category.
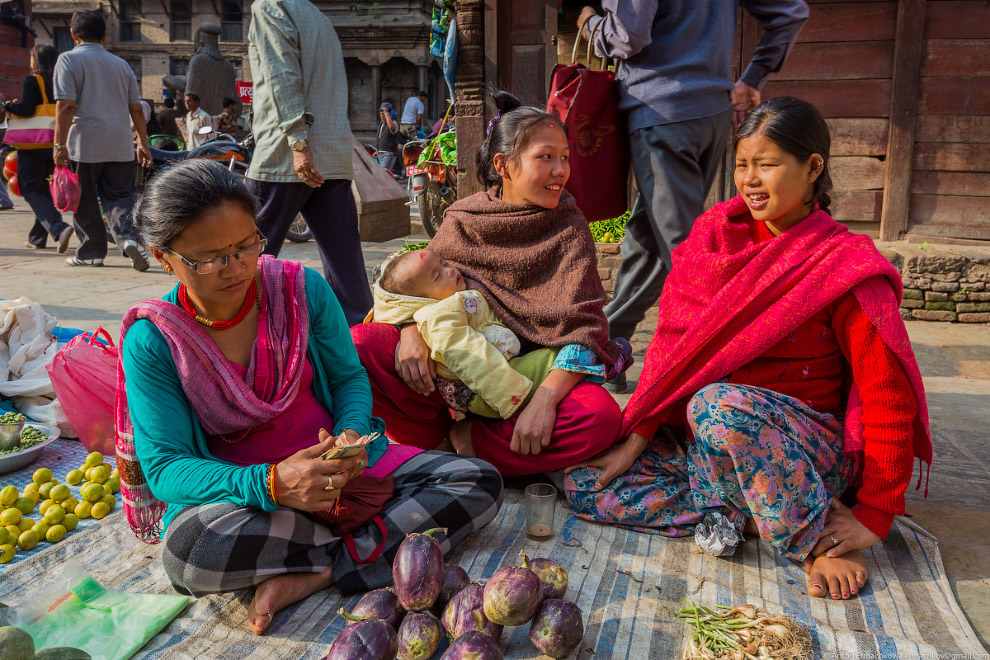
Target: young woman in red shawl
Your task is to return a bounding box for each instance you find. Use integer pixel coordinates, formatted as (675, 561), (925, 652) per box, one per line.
(565, 98), (932, 602)
(352, 90), (630, 476)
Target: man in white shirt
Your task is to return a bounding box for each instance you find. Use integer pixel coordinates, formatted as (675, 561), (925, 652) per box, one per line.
(183, 92), (212, 148)
(399, 90), (427, 138)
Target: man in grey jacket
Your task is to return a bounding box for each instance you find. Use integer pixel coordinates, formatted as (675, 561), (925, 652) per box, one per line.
(246, 0), (372, 326)
(579, 0), (808, 392)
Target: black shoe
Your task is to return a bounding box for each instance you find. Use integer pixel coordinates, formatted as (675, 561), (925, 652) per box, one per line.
(604, 372), (627, 394)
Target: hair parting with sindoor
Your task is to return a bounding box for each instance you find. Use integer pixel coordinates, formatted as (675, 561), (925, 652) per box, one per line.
(134, 160), (259, 249)
(735, 96), (833, 214)
(476, 87), (567, 188)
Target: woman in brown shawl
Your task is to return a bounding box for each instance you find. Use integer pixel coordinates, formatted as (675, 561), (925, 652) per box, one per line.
(351, 91), (627, 476)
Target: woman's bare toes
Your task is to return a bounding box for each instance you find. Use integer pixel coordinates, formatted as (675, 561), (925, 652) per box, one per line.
(247, 577), (286, 635)
(805, 549), (868, 600)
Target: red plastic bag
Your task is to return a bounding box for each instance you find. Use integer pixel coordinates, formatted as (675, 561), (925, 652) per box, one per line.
(546, 19), (629, 222)
(50, 165), (81, 213)
(46, 328), (117, 454)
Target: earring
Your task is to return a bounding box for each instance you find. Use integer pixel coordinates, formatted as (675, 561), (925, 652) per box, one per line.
(162, 263), (174, 275)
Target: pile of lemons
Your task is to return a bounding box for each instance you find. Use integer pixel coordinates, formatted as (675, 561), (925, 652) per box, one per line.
(0, 452), (120, 564)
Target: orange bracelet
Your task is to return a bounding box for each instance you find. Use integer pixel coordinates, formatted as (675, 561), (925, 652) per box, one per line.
(266, 464), (279, 506)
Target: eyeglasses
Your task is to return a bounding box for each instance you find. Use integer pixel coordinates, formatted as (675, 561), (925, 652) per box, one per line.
(167, 235), (268, 275)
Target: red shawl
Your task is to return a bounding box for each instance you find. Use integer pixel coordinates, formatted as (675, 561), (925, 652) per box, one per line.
(430, 188), (616, 368)
(623, 196), (932, 475)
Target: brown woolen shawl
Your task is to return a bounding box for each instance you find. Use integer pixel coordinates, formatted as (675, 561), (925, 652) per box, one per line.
(430, 188), (616, 370)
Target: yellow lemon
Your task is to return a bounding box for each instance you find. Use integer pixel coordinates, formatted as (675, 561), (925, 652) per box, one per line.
(65, 469), (84, 486)
(46, 524), (67, 543)
(0, 507), (22, 526)
(16, 529), (39, 550)
(0, 543), (14, 563)
(14, 497), (35, 515)
(0, 485), (17, 506)
(43, 504), (65, 525)
(100, 494), (116, 510)
(82, 483), (104, 503)
(49, 484), (70, 502)
(84, 452), (104, 468)
(90, 465), (110, 484)
(31, 520), (49, 538)
(32, 467), (53, 484)
(74, 501), (93, 519)
(18, 517), (34, 532)
(90, 502), (111, 519)
(62, 513), (79, 531)
(0, 526), (10, 545)
(38, 499), (55, 517)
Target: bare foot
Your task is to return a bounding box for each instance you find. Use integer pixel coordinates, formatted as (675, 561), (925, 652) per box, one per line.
(448, 419), (475, 457)
(802, 549), (868, 600)
(246, 565), (334, 635)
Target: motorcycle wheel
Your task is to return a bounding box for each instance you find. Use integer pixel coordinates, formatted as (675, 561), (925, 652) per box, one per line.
(286, 214), (313, 243)
(420, 175), (457, 238)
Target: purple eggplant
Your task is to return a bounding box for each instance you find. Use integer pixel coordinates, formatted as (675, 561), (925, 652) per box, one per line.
(520, 553), (568, 600)
(441, 583), (503, 642)
(393, 528), (447, 612)
(327, 615), (398, 660)
(348, 588), (405, 629)
(433, 565), (471, 615)
(530, 599), (584, 658)
(397, 612), (443, 660)
(439, 630), (502, 660)
(482, 551), (543, 626)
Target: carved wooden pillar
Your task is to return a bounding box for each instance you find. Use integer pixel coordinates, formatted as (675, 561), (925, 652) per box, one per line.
(417, 63), (429, 95)
(370, 61), (382, 116)
(454, 0), (485, 198)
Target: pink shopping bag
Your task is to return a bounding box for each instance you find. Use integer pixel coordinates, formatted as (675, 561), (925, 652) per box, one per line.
(50, 165), (81, 213)
(46, 327), (117, 454)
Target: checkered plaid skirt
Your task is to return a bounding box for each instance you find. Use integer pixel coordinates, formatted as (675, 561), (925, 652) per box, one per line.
(161, 451), (503, 596)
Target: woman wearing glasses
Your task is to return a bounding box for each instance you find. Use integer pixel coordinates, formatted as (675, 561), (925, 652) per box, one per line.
(117, 160), (502, 635)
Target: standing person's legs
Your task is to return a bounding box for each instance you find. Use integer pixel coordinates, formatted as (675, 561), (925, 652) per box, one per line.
(70, 161), (109, 263)
(605, 110), (732, 342)
(300, 179), (374, 326)
(97, 160), (148, 271)
(246, 178), (311, 252)
(17, 149), (71, 249)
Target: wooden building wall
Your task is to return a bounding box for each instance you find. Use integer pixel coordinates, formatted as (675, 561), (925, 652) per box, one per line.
(741, 0), (990, 242)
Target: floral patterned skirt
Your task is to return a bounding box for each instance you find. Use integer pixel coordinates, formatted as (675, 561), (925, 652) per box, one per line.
(565, 383), (860, 561)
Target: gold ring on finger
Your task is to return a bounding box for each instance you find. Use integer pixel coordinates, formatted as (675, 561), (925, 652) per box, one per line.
(325, 474), (335, 491)
(830, 535), (839, 545)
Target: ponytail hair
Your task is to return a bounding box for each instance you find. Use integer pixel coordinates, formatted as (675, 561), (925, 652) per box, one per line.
(476, 88), (566, 188)
(735, 96), (833, 214)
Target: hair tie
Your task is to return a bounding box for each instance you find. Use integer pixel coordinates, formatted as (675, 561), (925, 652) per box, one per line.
(486, 114), (502, 137)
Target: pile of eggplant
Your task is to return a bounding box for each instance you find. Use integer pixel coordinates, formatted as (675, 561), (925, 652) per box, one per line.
(326, 528), (585, 660)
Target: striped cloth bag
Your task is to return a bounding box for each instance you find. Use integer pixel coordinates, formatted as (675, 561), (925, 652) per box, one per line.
(3, 74), (56, 150)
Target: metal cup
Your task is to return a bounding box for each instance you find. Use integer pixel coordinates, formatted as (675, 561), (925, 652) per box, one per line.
(525, 483), (557, 541)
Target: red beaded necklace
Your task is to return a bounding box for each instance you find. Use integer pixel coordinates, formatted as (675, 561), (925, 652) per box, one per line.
(177, 280), (258, 330)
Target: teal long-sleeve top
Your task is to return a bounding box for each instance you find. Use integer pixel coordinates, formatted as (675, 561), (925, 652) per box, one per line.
(122, 266), (387, 531)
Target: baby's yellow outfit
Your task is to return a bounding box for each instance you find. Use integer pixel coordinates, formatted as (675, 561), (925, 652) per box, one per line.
(367, 282), (533, 417)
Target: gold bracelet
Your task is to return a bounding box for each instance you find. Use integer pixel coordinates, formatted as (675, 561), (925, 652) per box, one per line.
(267, 464), (279, 506)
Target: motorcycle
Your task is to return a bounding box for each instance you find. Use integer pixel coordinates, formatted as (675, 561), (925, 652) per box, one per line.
(405, 128), (456, 238)
(141, 126), (252, 190)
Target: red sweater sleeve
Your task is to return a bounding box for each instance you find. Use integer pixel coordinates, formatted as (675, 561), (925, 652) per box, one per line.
(832, 294), (918, 539)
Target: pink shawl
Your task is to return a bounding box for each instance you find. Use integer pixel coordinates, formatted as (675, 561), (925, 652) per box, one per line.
(115, 255), (310, 542)
(623, 196), (932, 478)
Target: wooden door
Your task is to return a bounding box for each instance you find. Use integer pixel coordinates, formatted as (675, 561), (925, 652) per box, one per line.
(487, 0), (557, 107)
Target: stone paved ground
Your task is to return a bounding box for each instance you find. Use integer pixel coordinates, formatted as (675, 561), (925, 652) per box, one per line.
(0, 203), (987, 649)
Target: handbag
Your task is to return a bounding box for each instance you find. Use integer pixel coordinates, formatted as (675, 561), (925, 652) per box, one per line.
(3, 74), (56, 150)
(50, 165), (81, 213)
(313, 475), (394, 562)
(46, 327), (118, 454)
(546, 19), (629, 222)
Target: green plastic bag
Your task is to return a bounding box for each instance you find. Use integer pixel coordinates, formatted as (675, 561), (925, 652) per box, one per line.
(15, 572), (189, 660)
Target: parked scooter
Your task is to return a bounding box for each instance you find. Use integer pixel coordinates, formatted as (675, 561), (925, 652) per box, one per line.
(405, 127), (456, 237)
